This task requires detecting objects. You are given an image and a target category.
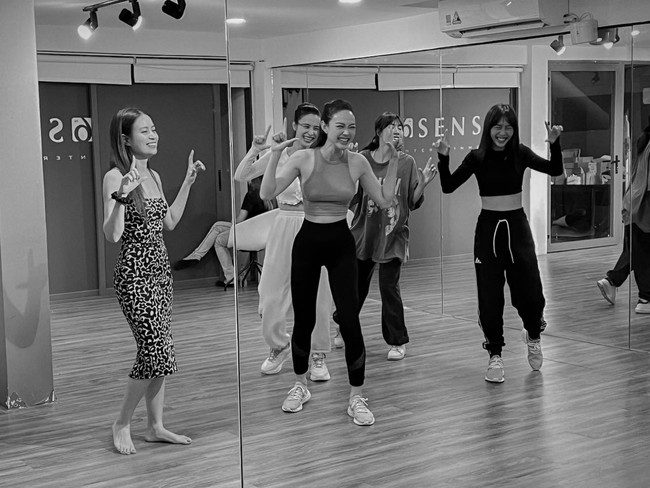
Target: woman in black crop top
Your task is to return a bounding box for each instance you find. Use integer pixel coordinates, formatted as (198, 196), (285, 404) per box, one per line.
(261, 99), (399, 426)
(436, 103), (563, 384)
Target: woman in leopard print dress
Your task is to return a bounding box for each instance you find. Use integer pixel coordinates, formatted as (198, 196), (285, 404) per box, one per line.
(102, 108), (205, 455)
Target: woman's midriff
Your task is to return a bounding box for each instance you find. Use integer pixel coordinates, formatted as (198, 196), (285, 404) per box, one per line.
(481, 192), (523, 211)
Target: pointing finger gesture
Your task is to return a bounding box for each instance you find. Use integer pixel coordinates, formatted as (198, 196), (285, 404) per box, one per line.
(253, 125), (272, 151)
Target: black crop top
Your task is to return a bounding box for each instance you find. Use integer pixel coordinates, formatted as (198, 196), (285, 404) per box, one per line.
(438, 141), (563, 197)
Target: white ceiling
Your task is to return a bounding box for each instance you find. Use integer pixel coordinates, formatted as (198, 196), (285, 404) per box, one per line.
(33, 0), (440, 38)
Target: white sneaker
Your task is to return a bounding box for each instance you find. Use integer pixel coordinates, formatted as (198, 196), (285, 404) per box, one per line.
(260, 343), (290, 375)
(597, 278), (616, 305)
(347, 395), (375, 426)
(310, 353), (331, 381)
(635, 299), (650, 314)
(522, 329), (543, 371)
(281, 382), (311, 413)
(485, 355), (505, 383)
(387, 345), (406, 361)
(333, 326), (344, 349)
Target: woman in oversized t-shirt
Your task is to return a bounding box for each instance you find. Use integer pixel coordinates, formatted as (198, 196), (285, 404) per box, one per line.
(337, 112), (437, 361)
(436, 103), (563, 384)
(261, 99), (398, 426)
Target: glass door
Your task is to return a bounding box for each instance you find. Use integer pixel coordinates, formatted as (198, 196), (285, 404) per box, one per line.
(548, 63), (625, 251)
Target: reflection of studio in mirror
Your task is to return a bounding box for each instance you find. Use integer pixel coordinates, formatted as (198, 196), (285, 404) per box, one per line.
(225, 0), (650, 485)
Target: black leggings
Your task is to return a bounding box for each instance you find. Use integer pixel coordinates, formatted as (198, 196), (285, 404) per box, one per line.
(474, 209), (545, 357)
(291, 219), (366, 386)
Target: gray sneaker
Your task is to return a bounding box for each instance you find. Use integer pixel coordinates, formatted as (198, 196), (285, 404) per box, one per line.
(261, 343), (290, 375)
(485, 355), (505, 383)
(281, 382), (311, 413)
(522, 329), (543, 371)
(597, 278), (616, 305)
(347, 395), (375, 426)
(310, 353), (331, 381)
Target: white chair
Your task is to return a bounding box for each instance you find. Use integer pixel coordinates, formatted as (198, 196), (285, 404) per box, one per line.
(226, 208), (279, 289)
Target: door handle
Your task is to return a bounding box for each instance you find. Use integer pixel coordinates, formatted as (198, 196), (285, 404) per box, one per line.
(612, 155), (620, 174)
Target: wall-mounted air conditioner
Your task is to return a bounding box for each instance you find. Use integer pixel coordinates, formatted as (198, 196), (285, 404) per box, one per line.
(439, 0), (567, 38)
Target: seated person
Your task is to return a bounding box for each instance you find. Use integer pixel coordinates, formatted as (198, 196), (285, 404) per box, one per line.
(173, 176), (275, 286)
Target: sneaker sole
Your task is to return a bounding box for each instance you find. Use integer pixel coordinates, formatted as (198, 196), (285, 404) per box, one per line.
(282, 390), (311, 413)
(387, 354), (405, 361)
(310, 373), (331, 382)
(333, 341), (344, 349)
(485, 375), (505, 383)
(635, 308), (650, 314)
(347, 407), (375, 426)
(597, 281), (615, 305)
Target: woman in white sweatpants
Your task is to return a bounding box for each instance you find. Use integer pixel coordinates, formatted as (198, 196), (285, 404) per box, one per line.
(234, 103), (333, 380)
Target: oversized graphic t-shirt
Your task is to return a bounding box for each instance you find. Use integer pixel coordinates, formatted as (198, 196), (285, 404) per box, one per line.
(349, 150), (424, 263)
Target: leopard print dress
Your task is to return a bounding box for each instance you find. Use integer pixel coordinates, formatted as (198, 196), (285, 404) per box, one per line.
(114, 198), (176, 379)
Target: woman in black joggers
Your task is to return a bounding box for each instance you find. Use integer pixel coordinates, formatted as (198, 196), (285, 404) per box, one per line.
(436, 103), (563, 383)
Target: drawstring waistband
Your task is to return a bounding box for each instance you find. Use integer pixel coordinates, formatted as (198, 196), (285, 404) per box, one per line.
(493, 219), (514, 263)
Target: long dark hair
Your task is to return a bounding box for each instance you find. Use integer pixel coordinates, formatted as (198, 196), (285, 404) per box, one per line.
(314, 99), (355, 148)
(363, 112), (403, 151)
(109, 107), (151, 216)
(476, 103), (521, 170)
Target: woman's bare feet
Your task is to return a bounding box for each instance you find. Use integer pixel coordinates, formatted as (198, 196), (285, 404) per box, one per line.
(144, 426), (192, 445)
(112, 421), (136, 455)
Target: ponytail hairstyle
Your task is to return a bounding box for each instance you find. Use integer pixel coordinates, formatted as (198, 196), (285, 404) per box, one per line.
(363, 112), (403, 151)
(314, 98), (355, 148)
(476, 103), (521, 171)
(109, 108), (150, 217)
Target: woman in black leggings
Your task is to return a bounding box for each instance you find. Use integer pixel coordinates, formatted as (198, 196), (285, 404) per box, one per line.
(436, 103), (563, 383)
(261, 99), (398, 426)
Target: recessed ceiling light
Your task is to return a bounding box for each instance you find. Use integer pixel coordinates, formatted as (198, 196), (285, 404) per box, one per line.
(339, 0), (362, 4)
(226, 18), (246, 25)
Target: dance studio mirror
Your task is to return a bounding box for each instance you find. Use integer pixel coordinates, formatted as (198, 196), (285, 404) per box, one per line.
(223, 1), (650, 481)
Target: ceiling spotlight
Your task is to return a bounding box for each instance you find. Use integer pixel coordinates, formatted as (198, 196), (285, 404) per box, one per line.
(590, 28), (620, 49)
(550, 35), (566, 55)
(226, 18), (246, 25)
(162, 0), (186, 19)
(119, 0), (142, 30)
(77, 9), (98, 40)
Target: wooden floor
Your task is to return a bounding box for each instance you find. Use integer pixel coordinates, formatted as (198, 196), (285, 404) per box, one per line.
(2, 247), (650, 487)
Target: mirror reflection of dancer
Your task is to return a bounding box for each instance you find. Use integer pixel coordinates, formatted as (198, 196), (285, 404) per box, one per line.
(102, 108), (205, 454)
(235, 104), (334, 380)
(172, 176), (274, 288)
(262, 99), (398, 426)
(334, 112), (437, 361)
(597, 120), (650, 312)
(436, 103), (563, 383)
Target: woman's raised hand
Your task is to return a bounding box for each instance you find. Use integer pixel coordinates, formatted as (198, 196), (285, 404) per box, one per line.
(253, 125), (272, 151)
(185, 149), (206, 184)
(271, 118), (298, 152)
(434, 132), (450, 156)
(118, 156), (144, 195)
(545, 121), (563, 144)
(418, 157), (438, 185)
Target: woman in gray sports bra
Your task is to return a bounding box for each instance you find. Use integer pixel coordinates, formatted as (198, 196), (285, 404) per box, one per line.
(261, 99), (399, 426)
